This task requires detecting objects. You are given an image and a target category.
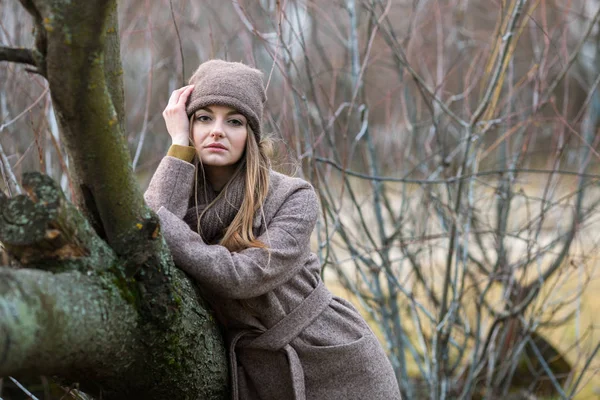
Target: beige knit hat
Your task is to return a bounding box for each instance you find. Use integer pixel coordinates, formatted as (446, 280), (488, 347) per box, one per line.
(186, 59), (267, 140)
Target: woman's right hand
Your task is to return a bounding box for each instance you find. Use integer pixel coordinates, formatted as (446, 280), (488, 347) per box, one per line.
(163, 85), (195, 145)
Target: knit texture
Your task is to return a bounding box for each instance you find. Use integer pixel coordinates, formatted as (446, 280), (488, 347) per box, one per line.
(183, 167), (245, 244)
(186, 60), (266, 141)
(143, 155), (402, 400)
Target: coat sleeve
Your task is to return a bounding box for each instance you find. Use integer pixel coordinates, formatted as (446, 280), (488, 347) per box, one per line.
(156, 184), (319, 299)
(143, 152), (196, 220)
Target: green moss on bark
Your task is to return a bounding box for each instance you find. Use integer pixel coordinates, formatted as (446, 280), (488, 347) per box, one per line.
(1, 0), (231, 398)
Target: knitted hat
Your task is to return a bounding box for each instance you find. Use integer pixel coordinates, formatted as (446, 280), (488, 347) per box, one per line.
(186, 59), (267, 141)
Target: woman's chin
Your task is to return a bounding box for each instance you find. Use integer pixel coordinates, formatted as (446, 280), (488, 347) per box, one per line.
(201, 157), (238, 168)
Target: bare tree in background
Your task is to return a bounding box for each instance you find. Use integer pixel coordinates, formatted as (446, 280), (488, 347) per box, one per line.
(2, 0), (600, 399)
(285, 1), (600, 399)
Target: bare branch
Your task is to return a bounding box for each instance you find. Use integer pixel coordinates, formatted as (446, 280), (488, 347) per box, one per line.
(470, 0), (526, 126)
(315, 157), (600, 184)
(542, 4), (600, 105)
(0, 46), (36, 66)
(0, 139), (22, 196)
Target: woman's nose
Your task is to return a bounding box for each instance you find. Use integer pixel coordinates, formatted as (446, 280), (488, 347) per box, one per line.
(210, 119), (225, 137)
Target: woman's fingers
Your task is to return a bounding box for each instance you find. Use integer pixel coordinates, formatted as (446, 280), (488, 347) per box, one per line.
(167, 88), (182, 105)
(177, 85), (195, 105)
(168, 84), (194, 105)
(164, 86), (194, 116)
(163, 85), (195, 142)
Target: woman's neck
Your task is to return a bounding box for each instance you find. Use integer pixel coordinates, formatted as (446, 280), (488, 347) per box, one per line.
(204, 164), (237, 192)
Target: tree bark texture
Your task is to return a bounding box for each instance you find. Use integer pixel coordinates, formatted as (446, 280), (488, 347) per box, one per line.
(0, 1), (229, 398)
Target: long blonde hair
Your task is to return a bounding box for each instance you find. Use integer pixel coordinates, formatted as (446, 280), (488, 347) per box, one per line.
(190, 119), (272, 252)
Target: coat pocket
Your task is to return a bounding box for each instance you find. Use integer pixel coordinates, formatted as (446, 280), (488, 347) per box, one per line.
(296, 332), (400, 399)
(296, 296), (369, 348)
(299, 331), (367, 352)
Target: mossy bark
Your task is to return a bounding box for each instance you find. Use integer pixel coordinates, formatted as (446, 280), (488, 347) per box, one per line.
(0, 0), (229, 398)
(0, 171), (228, 399)
(0, 267), (230, 399)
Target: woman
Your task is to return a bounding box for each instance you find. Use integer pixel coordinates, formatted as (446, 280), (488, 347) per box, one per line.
(144, 59), (401, 400)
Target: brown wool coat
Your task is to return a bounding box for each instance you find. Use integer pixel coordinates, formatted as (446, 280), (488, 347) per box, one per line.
(144, 150), (401, 400)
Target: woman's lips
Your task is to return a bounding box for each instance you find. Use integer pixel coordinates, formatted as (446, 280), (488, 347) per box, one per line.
(205, 144), (227, 151)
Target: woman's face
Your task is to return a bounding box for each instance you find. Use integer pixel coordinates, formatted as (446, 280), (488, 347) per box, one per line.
(191, 104), (248, 168)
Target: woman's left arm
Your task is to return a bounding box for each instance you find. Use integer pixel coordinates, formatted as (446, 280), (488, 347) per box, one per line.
(156, 185), (319, 299)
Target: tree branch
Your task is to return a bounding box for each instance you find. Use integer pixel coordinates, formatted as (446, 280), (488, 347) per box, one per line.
(16, 0), (47, 76)
(0, 172), (118, 272)
(25, 0), (150, 254)
(0, 46), (36, 66)
(0, 171), (229, 399)
(0, 267), (139, 387)
(0, 1), (230, 398)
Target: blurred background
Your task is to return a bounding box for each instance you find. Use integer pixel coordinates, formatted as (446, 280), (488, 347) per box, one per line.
(2, 0), (600, 398)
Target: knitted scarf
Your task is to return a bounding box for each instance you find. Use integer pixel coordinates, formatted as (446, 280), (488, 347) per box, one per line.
(183, 166), (246, 244)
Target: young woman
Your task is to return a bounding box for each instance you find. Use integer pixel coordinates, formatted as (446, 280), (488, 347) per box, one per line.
(144, 59), (401, 400)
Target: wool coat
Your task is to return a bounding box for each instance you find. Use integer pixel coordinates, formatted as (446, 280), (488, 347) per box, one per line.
(144, 148), (401, 400)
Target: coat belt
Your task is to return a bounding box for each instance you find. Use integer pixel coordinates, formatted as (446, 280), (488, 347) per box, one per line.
(229, 280), (333, 400)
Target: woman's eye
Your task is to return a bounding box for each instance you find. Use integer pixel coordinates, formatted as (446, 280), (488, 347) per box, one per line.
(229, 119), (243, 126)
(196, 115), (210, 122)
